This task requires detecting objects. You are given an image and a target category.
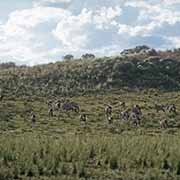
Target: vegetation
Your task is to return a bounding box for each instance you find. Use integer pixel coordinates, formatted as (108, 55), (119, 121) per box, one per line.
(1, 133), (180, 180)
(0, 90), (180, 179)
(1, 46), (180, 179)
(81, 53), (95, 59)
(0, 46), (180, 98)
(63, 54), (74, 61)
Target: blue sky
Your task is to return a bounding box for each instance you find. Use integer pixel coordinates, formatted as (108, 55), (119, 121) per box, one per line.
(0, 0), (180, 65)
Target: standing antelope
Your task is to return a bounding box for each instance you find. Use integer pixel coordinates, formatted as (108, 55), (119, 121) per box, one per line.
(108, 115), (113, 124)
(159, 119), (168, 129)
(56, 101), (61, 109)
(80, 114), (87, 123)
(47, 100), (53, 108)
(105, 105), (113, 118)
(130, 112), (141, 126)
(30, 112), (36, 124)
(167, 104), (177, 114)
(48, 108), (54, 117)
(132, 105), (142, 116)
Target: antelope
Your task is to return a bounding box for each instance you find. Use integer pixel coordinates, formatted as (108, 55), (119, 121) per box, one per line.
(166, 104), (177, 114)
(54, 100), (61, 111)
(120, 109), (130, 121)
(69, 102), (80, 113)
(130, 112), (141, 126)
(159, 119), (168, 129)
(30, 112), (36, 124)
(62, 101), (80, 113)
(0, 94), (4, 101)
(48, 108), (54, 117)
(155, 104), (166, 113)
(107, 115), (113, 124)
(80, 114), (87, 123)
(132, 105), (142, 116)
(47, 100), (53, 108)
(105, 105), (112, 118)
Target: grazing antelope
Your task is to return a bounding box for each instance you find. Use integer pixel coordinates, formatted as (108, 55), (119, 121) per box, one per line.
(120, 109), (130, 121)
(159, 119), (168, 129)
(62, 102), (73, 112)
(70, 102), (80, 113)
(62, 101), (80, 113)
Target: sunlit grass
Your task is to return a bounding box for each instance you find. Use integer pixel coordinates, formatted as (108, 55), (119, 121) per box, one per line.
(0, 90), (180, 179)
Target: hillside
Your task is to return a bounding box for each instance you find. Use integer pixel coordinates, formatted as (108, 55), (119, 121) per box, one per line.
(1, 46), (180, 98)
(1, 89), (180, 180)
(1, 46), (180, 179)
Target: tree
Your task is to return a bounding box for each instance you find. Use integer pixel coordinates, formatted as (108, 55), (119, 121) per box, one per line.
(81, 53), (95, 60)
(63, 54), (74, 61)
(0, 62), (16, 69)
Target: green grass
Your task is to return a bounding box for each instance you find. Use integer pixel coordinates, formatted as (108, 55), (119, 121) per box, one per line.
(1, 133), (180, 180)
(1, 90), (180, 179)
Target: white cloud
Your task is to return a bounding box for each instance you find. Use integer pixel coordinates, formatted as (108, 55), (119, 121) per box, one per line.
(0, 6), (71, 65)
(166, 36), (180, 48)
(163, 0), (180, 5)
(33, 0), (72, 7)
(0, 6), (70, 43)
(5, 6), (69, 29)
(125, 1), (161, 13)
(119, 0), (180, 38)
(118, 21), (160, 37)
(42, 0), (71, 2)
(0, 39), (47, 66)
(52, 8), (92, 50)
(0, 0), (180, 65)
(152, 10), (180, 25)
(1, 4), (122, 62)
(52, 6), (122, 50)
(93, 6), (122, 29)
(126, 0), (180, 25)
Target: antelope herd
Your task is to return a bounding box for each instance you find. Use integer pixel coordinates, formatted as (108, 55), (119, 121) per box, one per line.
(28, 98), (178, 129)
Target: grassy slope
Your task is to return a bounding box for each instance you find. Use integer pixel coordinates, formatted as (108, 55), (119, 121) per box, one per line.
(1, 90), (180, 179)
(1, 53), (180, 99)
(1, 48), (180, 179)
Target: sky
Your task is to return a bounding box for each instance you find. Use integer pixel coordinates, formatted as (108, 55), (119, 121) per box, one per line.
(0, 0), (180, 65)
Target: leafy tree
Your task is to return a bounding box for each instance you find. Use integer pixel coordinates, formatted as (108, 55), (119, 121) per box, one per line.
(63, 54), (74, 61)
(81, 53), (95, 60)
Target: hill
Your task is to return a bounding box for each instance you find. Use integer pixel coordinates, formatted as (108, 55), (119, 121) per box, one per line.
(1, 46), (180, 98)
(1, 46), (180, 179)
